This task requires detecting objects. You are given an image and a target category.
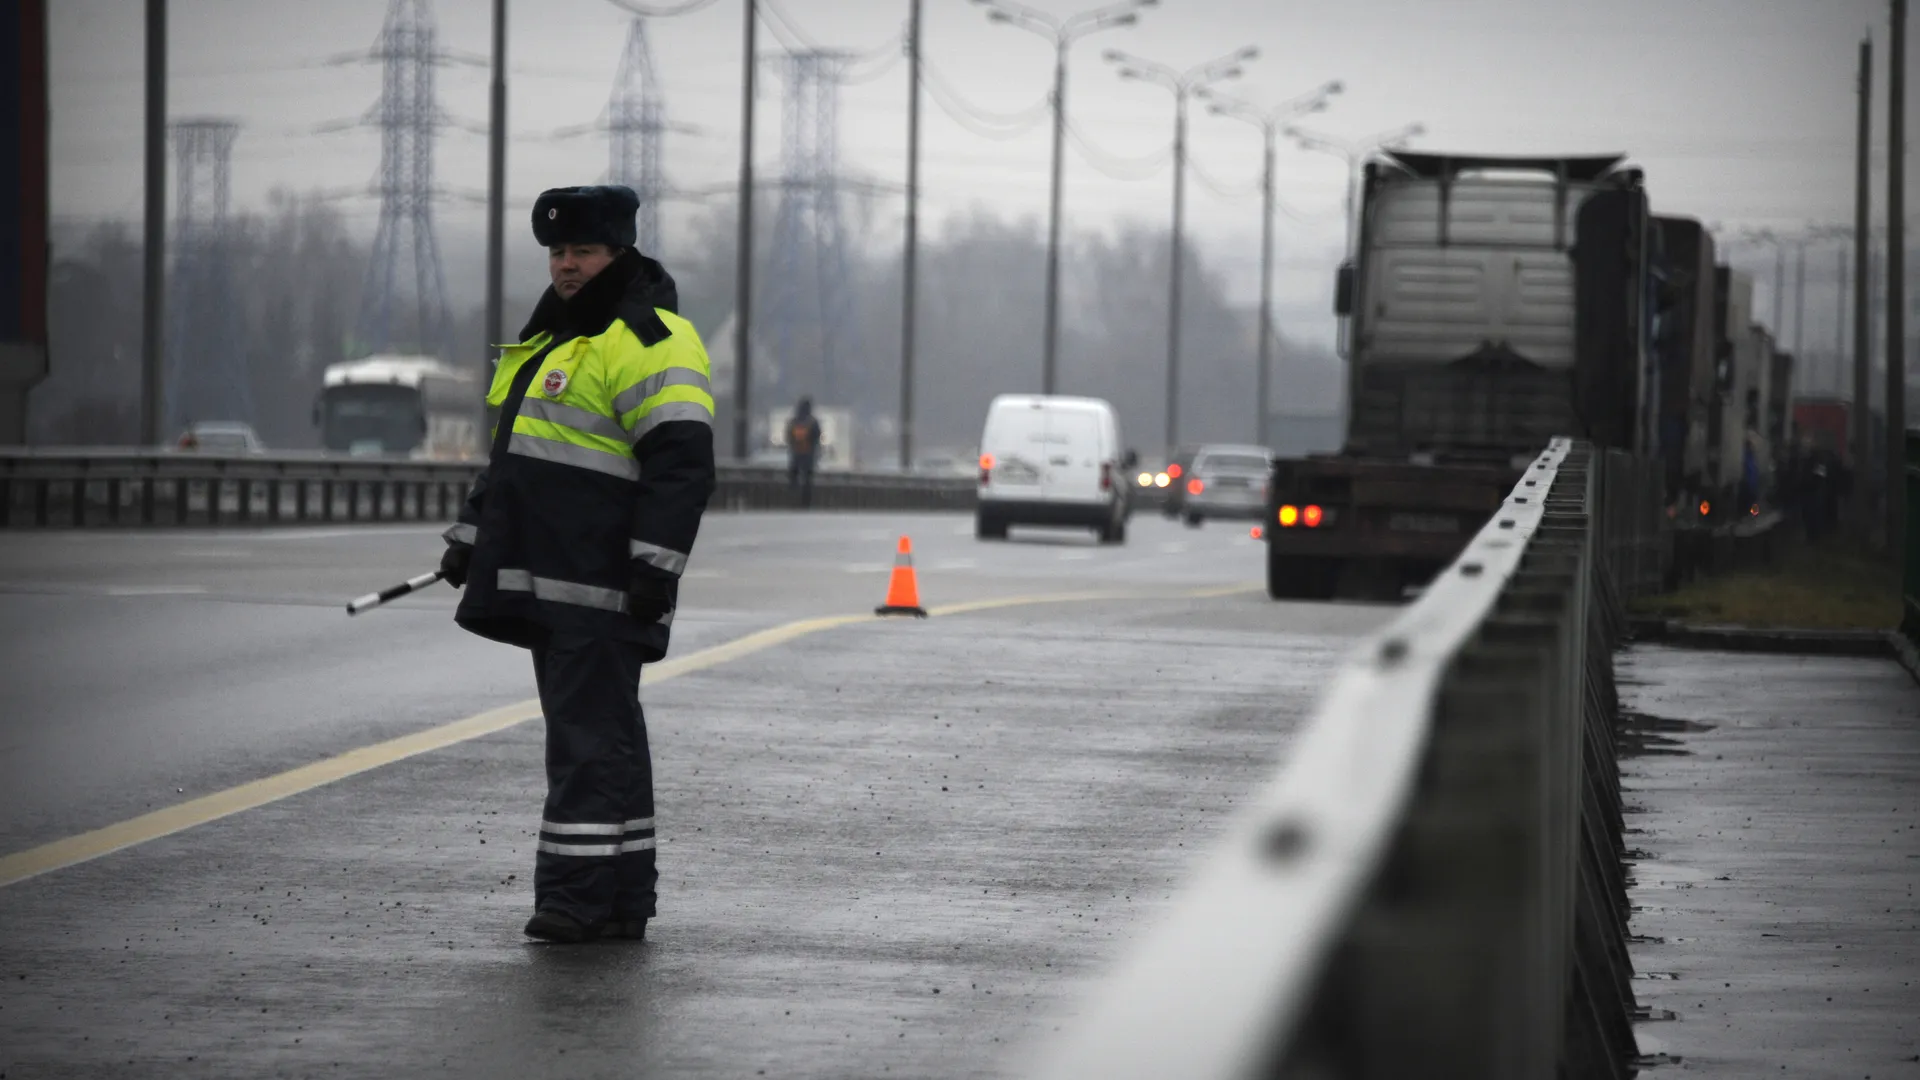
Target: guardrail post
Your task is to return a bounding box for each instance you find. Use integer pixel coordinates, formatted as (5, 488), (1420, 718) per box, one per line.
(34, 477), (49, 527)
(0, 477), (11, 527)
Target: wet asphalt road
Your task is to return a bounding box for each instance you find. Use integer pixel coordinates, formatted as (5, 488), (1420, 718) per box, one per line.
(0, 511), (1391, 1078)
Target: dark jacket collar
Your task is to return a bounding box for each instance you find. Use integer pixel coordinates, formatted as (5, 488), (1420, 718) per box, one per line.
(518, 249), (680, 342)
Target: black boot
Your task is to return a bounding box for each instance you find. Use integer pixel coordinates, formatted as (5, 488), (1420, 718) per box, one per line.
(523, 910), (601, 943)
(603, 917), (648, 940)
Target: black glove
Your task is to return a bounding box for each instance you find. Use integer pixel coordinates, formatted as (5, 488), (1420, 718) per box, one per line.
(627, 565), (675, 623)
(439, 542), (473, 589)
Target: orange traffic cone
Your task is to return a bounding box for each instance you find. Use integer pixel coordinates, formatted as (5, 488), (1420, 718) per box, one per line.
(875, 535), (928, 617)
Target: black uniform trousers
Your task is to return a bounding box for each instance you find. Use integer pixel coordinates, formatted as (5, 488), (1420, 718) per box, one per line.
(530, 631), (657, 926)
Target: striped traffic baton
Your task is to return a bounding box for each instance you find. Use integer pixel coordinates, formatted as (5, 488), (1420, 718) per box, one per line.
(346, 570), (446, 616)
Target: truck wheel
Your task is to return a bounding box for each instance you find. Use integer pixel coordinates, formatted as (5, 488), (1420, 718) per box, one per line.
(976, 512), (1008, 540)
(1267, 552), (1340, 601)
(1184, 512), (1203, 528)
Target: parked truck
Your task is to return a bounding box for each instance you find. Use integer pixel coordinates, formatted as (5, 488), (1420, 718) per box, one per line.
(1265, 150), (1676, 600)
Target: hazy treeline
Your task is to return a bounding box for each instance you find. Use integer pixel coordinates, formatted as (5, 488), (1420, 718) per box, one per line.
(32, 191), (1342, 459)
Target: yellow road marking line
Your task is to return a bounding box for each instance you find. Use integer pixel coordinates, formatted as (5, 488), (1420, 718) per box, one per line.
(0, 614), (865, 889)
(0, 583), (1259, 888)
(926, 590), (1124, 617)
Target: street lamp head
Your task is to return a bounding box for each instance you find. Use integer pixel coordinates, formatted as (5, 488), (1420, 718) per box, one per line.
(1325, 79), (1346, 95)
(1102, 47), (1126, 62)
(1235, 45), (1260, 61)
(1216, 66), (1244, 81)
(1111, 12), (1139, 26)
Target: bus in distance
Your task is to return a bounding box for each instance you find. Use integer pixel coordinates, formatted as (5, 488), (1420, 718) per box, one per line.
(315, 354), (482, 459)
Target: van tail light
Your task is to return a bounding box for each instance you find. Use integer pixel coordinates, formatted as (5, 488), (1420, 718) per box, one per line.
(1100, 462), (1112, 491)
(979, 454), (994, 486)
(1167, 463), (1183, 479)
(1187, 479), (1205, 496)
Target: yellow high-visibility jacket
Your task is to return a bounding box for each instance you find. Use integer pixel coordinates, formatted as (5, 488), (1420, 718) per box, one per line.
(445, 250), (716, 658)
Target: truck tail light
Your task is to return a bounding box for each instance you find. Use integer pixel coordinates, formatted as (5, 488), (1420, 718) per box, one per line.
(1303, 504), (1324, 528)
(1278, 504), (1299, 527)
(1187, 479), (1205, 496)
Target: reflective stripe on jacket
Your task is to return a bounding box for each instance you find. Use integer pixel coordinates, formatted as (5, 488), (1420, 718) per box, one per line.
(447, 250), (717, 658)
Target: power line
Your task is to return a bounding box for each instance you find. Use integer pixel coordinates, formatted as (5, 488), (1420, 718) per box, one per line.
(917, 56), (1049, 128)
(1063, 115), (1171, 181)
(754, 0), (818, 53)
(917, 74), (1048, 143)
(606, 0), (720, 16)
(841, 27), (906, 85)
(1185, 149), (1261, 200)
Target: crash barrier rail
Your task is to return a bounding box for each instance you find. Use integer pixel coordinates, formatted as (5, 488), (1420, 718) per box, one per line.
(0, 449), (977, 527)
(1032, 437), (1649, 1080)
(1904, 428), (1920, 644)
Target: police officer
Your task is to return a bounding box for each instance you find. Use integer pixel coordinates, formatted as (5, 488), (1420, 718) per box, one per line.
(438, 184), (716, 943)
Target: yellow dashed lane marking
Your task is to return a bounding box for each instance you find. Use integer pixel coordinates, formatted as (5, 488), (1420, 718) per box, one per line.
(0, 584), (1257, 888)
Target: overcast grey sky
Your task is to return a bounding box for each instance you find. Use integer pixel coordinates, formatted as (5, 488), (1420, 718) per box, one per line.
(47, 0), (1915, 347)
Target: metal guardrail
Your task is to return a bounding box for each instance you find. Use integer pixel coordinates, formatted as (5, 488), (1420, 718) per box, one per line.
(1030, 438), (1646, 1080)
(1903, 428), (1920, 643)
(0, 449), (977, 527)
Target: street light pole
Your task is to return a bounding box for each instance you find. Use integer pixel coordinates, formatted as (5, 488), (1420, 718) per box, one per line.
(900, 0), (921, 470)
(1105, 44), (1259, 455)
(973, 1), (1156, 396)
(484, 0), (507, 379)
(1256, 124), (1274, 446)
(732, 0), (757, 461)
(1202, 80), (1343, 446)
(1887, 0), (1907, 553)
(142, 0), (167, 446)
(1045, 39), (1067, 393)
(1794, 238), (1806, 361)
(1166, 91), (1187, 454)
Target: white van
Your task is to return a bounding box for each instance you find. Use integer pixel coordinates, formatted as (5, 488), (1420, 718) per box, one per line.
(975, 394), (1135, 543)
